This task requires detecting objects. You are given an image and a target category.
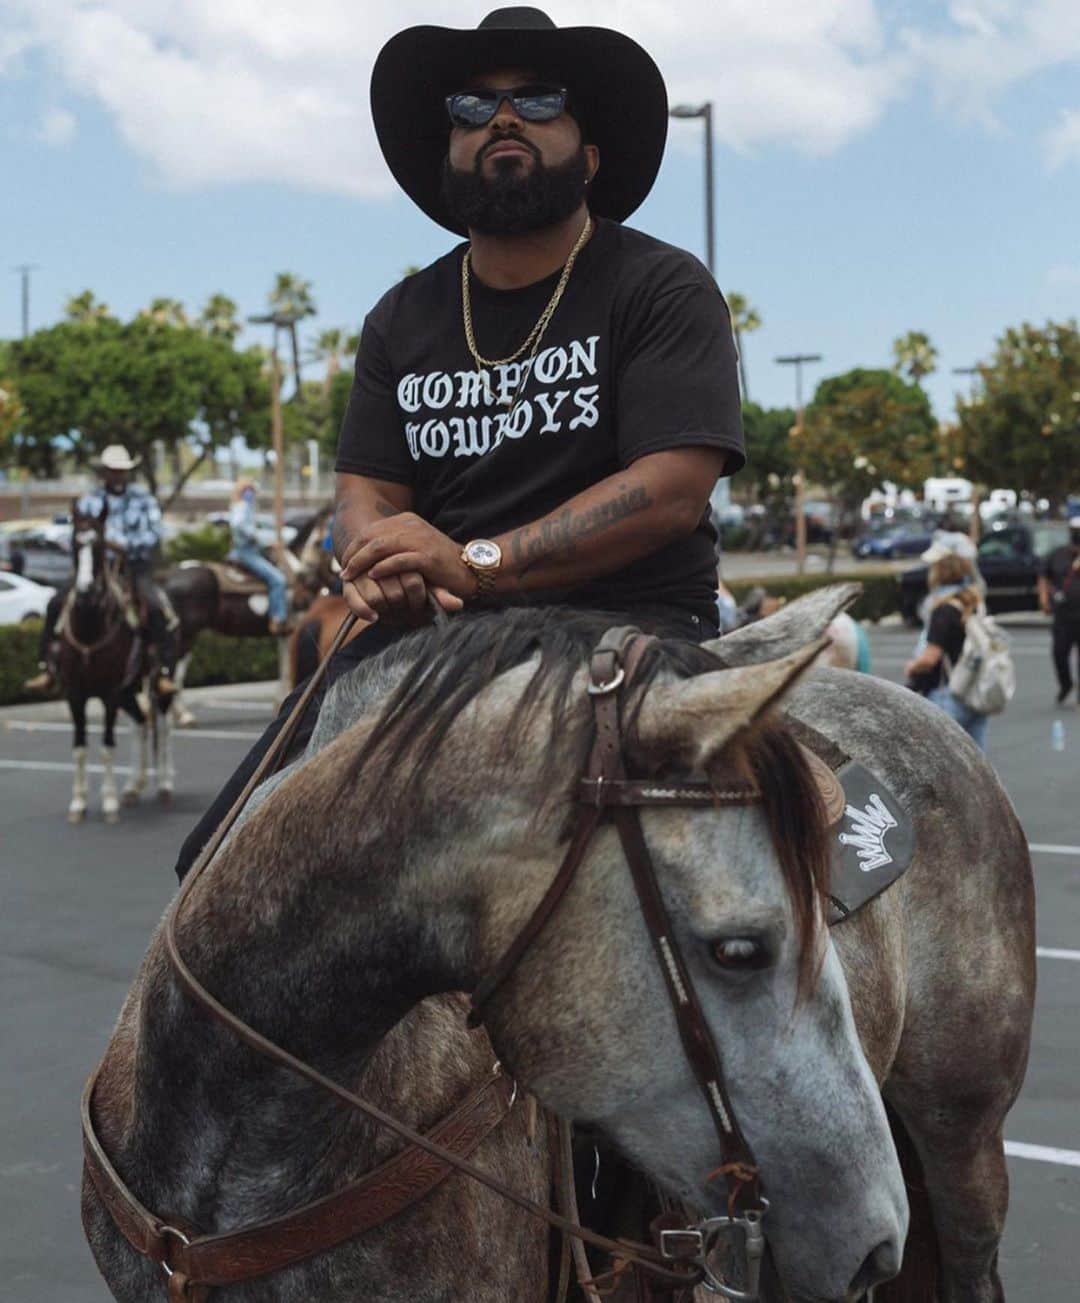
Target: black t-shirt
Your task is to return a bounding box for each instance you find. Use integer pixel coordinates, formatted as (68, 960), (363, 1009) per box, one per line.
(335, 219), (745, 621)
(912, 599), (966, 694)
(1044, 544), (1080, 614)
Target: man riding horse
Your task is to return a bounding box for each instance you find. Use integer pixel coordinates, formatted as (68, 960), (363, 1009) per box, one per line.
(25, 444), (179, 697)
(174, 5), (745, 879)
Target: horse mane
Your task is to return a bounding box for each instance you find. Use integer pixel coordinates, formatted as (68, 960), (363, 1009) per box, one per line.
(345, 606), (830, 993)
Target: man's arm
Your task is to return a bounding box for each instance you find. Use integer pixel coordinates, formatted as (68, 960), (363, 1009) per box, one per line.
(340, 447), (728, 599)
(1037, 575), (1052, 615)
(334, 472), (463, 624)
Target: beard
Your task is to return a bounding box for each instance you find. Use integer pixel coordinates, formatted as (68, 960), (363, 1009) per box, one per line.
(441, 141), (589, 236)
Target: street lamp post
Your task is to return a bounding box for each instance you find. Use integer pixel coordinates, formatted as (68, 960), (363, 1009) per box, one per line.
(248, 310), (304, 571)
(12, 264), (38, 338)
(775, 353), (823, 574)
(669, 102), (714, 277)
(671, 101), (727, 517)
(952, 366), (981, 542)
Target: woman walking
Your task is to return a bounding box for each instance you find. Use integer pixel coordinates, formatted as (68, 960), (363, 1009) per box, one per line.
(905, 533), (988, 749)
(228, 480), (292, 635)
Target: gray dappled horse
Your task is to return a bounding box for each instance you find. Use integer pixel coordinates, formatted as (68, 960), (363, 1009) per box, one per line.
(81, 588), (1033, 1301)
(57, 503), (175, 822)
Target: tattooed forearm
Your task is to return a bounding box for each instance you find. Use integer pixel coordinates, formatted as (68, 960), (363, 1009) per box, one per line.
(374, 499), (400, 518)
(512, 484), (652, 577)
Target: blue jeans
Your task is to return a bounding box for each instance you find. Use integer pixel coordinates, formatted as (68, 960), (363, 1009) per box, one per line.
(229, 544), (288, 623)
(928, 684), (989, 751)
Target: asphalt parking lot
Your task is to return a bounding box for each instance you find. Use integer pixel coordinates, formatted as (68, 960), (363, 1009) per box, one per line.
(0, 624), (1076, 1300)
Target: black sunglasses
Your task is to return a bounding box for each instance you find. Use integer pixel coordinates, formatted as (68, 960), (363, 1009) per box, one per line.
(446, 83), (568, 129)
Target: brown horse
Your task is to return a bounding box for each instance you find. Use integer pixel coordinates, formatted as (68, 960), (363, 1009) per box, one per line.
(165, 505), (337, 722)
(288, 591), (368, 688)
(58, 503), (175, 821)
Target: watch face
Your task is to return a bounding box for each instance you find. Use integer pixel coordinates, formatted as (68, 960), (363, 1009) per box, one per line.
(466, 540), (502, 569)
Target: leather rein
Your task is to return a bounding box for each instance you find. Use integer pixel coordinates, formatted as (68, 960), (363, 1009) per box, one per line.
(81, 618), (770, 1300)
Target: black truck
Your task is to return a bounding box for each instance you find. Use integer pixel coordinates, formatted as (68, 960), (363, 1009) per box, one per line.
(898, 520), (1070, 626)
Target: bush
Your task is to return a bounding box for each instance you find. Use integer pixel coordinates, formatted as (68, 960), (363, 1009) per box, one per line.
(164, 522), (230, 565)
(186, 632), (279, 687)
(0, 620), (42, 705)
(726, 571), (900, 624)
(0, 622), (279, 706)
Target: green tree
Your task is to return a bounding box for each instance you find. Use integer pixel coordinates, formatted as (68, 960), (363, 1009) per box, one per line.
(140, 297), (189, 329)
(735, 402), (796, 499)
(953, 320), (1080, 508)
(727, 292), (762, 402)
(0, 377), (25, 450)
(268, 273), (317, 400)
(891, 331), (939, 388)
(7, 315), (269, 498)
(63, 290), (114, 325)
(197, 293), (241, 342)
(306, 327), (353, 395)
(800, 368), (938, 565)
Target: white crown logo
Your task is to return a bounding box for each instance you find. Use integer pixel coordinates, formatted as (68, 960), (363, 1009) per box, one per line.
(838, 794), (897, 873)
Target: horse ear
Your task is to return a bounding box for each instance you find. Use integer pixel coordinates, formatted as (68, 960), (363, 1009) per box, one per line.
(633, 639), (827, 772)
(704, 582), (861, 669)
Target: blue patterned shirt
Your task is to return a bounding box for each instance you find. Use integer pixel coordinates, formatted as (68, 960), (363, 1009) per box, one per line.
(78, 484), (162, 560)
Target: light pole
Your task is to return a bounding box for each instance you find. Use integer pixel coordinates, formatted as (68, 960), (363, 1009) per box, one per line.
(12, 264), (38, 338)
(671, 101), (726, 516)
(775, 352), (823, 574)
(669, 102), (714, 278)
(248, 310), (304, 569)
(952, 366), (981, 541)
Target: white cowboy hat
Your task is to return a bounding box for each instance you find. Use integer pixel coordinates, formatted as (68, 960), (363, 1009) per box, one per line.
(921, 530), (977, 564)
(94, 444), (141, 472)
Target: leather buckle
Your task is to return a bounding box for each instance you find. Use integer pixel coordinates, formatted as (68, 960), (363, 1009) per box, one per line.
(587, 665), (625, 696)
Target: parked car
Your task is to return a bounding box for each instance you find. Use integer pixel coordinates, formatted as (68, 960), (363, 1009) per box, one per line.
(0, 526), (72, 586)
(898, 521), (1070, 625)
(0, 572), (53, 624)
(852, 522), (935, 560)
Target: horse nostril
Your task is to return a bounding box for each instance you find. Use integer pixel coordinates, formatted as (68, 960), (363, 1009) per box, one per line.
(848, 1240), (900, 1296)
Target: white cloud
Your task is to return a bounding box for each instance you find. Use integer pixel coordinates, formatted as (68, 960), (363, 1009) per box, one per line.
(3, 0), (910, 194)
(1045, 108), (1080, 170)
(37, 106), (76, 145)
(903, 1), (1080, 128)
(4, 1), (1080, 195)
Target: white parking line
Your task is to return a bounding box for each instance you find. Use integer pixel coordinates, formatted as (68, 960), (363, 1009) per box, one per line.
(1, 721), (260, 742)
(1029, 843), (1080, 856)
(1004, 1141), (1080, 1168)
(1036, 946), (1080, 962)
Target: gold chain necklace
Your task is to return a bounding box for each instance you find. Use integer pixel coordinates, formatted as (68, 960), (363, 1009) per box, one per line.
(461, 215), (593, 374)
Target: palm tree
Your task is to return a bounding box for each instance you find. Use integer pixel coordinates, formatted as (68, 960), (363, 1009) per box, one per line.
(892, 331), (939, 388)
(64, 290), (112, 324)
(727, 292), (762, 402)
(197, 293), (241, 342)
(140, 297), (189, 329)
(268, 272), (317, 402)
(306, 327), (351, 395)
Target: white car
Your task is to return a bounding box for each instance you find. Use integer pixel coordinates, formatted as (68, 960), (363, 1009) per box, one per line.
(0, 571), (53, 625)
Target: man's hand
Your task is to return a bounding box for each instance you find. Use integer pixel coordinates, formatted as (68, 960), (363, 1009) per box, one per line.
(341, 513), (478, 603)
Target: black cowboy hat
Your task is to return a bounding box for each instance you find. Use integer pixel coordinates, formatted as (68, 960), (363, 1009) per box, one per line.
(370, 6), (668, 236)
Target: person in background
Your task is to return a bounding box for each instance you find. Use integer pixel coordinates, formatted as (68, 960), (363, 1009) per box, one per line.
(905, 534), (987, 749)
(1038, 515), (1080, 705)
(228, 480), (292, 635)
(24, 444), (177, 695)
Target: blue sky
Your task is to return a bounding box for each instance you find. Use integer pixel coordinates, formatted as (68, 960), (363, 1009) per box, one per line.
(2, 1), (1079, 423)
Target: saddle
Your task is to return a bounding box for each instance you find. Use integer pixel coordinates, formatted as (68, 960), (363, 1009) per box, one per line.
(183, 559), (267, 598)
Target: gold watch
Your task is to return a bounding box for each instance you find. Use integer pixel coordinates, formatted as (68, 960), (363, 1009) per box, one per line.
(460, 539), (502, 601)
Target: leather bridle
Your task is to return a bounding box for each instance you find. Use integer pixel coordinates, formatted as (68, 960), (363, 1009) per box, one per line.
(81, 618), (772, 1300)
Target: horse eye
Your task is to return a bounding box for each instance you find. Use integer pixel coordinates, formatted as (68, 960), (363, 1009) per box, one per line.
(711, 937), (768, 970)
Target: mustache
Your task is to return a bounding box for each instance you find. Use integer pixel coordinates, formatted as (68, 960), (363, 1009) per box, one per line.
(477, 134), (541, 166)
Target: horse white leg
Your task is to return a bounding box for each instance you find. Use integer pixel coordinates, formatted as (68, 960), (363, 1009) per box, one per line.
(122, 723), (149, 804)
(171, 654), (197, 728)
(157, 709), (175, 802)
(101, 746), (120, 823)
(68, 746), (88, 823)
